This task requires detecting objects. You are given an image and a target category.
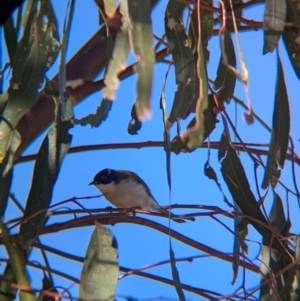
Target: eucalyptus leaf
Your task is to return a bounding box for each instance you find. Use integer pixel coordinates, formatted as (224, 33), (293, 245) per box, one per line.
(232, 203), (248, 285)
(0, 263), (17, 301)
(262, 54), (290, 189)
(73, 98), (112, 128)
(0, 129), (21, 216)
(128, 0), (154, 120)
(184, 34), (209, 150)
(103, 0), (117, 18)
(263, 0), (286, 54)
(282, 0), (300, 78)
(171, 95), (218, 154)
(19, 94), (72, 249)
(165, 0), (196, 125)
(214, 30), (236, 103)
(169, 245), (186, 301)
(260, 191), (291, 300)
(3, 16), (17, 65)
(103, 0), (130, 100)
(188, 0), (213, 59)
(79, 224), (118, 301)
(0, 0), (60, 162)
(219, 130), (291, 260)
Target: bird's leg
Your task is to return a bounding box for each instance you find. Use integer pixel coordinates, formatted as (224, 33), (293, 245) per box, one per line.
(127, 206), (142, 217)
(105, 206), (114, 214)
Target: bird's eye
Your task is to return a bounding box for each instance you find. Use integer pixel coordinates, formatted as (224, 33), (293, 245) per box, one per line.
(101, 176), (106, 180)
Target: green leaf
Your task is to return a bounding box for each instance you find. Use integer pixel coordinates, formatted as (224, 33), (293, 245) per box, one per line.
(3, 16), (17, 65)
(188, 0), (213, 60)
(21, 0), (35, 28)
(104, 0), (117, 18)
(282, 0), (300, 79)
(223, 0), (243, 30)
(103, 0), (130, 100)
(289, 236), (300, 300)
(0, 129), (21, 216)
(79, 224), (118, 301)
(262, 54), (290, 189)
(74, 98), (112, 128)
(40, 0), (60, 62)
(232, 203), (248, 285)
(165, 0), (196, 125)
(263, 0), (286, 54)
(219, 131), (291, 259)
(184, 36), (209, 150)
(94, 0), (106, 25)
(260, 191), (290, 300)
(19, 95), (73, 249)
(0, 263), (17, 301)
(214, 30), (237, 103)
(269, 191), (287, 232)
(171, 94), (218, 154)
(169, 245), (186, 301)
(0, 221), (35, 301)
(0, 1), (60, 162)
(128, 0), (154, 120)
(59, 0), (74, 112)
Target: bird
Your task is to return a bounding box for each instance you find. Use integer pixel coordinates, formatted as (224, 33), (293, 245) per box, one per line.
(89, 168), (194, 223)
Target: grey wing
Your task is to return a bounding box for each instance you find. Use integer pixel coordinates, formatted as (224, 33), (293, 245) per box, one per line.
(118, 170), (158, 203)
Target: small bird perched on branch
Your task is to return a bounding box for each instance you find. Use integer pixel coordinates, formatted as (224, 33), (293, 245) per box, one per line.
(89, 168), (194, 223)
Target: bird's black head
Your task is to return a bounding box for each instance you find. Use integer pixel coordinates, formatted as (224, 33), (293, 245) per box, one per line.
(89, 168), (118, 185)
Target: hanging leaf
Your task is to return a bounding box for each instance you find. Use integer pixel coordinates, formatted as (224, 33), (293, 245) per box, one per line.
(79, 224), (118, 301)
(282, 0), (300, 79)
(263, 0), (286, 54)
(165, 0), (196, 125)
(259, 191), (291, 300)
(103, 0), (130, 100)
(94, 0), (106, 25)
(262, 54), (290, 189)
(183, 27), (209, 150)
(269, 191), (287, 232)
(103, 0), (117, 18)
(19, 94), (73, 249)
(0, 129), (21, 216)
(223, 0), (243, 30)
(0, 1), (60, 162)
(128, 0), (154, 120)
(0, 221), (34, 301)
(232, 203), (248, 285)
(169, 245), (186, 301)
(188, 0), (213, 60)
(171, 94), (219, 154)
(0, 263), (17, 301)
(214, 30), (237, 103)
(73, 98), (112, 127)
(219, 131), (291, 259)
(289, 236), (300, 301)
(3, 16), (17, 65)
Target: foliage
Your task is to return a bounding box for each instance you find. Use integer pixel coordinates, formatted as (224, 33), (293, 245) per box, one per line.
(0, 0), (299, 300)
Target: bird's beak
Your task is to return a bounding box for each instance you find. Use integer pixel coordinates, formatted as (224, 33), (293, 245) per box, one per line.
(88, 181), (94, 186)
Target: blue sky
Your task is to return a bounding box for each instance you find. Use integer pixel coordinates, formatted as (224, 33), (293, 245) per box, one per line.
(1, 0), (300, 300)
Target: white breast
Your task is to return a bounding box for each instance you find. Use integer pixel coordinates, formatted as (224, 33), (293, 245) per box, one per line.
(95, 181), (160, 211)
